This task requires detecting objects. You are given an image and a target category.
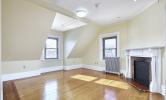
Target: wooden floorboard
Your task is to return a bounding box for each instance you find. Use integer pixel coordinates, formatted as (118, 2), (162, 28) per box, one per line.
(3, 68), (164, 100)
(3, 81), (20, 100)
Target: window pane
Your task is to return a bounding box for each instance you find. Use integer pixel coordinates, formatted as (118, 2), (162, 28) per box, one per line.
(45, 49), (57, 58)
(46, 38), (57, 48)
(105, 38), (116, 48)
(105, 49), (116, 57)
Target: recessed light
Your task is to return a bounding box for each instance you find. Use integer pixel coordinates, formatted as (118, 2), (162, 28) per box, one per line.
(76, 9), (88, 18)
(133, 0), (137, 2)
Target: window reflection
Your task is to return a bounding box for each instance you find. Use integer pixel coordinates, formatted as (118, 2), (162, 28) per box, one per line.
(44, 81), (58, 100)
(104, 89), (117, 100)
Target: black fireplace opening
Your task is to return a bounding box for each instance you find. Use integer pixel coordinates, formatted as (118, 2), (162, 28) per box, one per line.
(134, 58), (151, 88)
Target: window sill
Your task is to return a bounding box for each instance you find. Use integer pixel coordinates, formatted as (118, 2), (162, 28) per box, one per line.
(40, 58), (62, 61)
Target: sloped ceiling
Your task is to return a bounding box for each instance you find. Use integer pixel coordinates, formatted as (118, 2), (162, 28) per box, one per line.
(2, 0), (55, 61)
(26, 0), (92, 24)
(64, 23), (99, 58)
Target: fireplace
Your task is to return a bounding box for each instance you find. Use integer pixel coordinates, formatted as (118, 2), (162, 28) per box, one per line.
(125, 48), (162, 94)
(133, 57), (151, 88)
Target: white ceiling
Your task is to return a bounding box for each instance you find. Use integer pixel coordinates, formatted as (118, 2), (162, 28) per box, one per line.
(51, 13), (87, 31)
(43, 0), (155, 25)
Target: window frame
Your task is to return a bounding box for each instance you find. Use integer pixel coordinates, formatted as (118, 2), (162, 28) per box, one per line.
(99, 32), (120, 61)
(44, 37), (59, 59)
(102, 36), (117, 59)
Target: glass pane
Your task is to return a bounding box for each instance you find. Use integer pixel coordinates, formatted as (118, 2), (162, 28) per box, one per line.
(105, 49), (116, 57)
(105, 38), (116, 48)
(45, 49), (57, 58)
(46, 38), (57, 48)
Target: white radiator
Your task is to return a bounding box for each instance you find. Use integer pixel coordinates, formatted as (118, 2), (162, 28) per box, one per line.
(105, 57), (120, 75)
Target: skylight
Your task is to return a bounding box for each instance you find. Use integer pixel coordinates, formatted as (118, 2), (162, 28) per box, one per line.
(51, 13), (87, 31)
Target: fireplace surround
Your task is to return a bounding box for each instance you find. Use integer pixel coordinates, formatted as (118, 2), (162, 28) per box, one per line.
(125, 48), (162, 93)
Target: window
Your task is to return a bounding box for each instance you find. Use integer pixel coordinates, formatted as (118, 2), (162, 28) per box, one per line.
(45, 37), (58, 59)
(103, 36), (117, 59)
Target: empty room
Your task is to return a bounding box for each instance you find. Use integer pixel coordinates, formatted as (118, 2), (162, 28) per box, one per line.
(1, 0), (166, 100)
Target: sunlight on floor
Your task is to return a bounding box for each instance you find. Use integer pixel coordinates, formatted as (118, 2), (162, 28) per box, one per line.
(71, 74), (98, 82)
(71, 74), (129, 90)
(95, 79), (129, 90)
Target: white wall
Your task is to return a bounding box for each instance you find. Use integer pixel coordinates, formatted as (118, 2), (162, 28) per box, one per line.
(68, 24), (99, 58)
(1, 0), (59, 74)
(63, 23), (99, 66)
(164, 0), (166, 98)
(2, 60), (41, 74)
(2, 31), (64, 74)
(2, 0), (55, 61)
(127, 0), (165, 49)
(0, 0), (2, 99)
(64, 58), (82, 66)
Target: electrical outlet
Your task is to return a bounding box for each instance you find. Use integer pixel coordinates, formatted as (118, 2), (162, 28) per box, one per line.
(23, 65), (26, 69)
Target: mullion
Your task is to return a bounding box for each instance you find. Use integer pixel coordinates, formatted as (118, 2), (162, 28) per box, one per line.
(46, 48), (57, 49)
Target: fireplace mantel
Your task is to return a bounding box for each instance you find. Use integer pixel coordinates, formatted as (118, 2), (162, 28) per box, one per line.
(125, 47), (162, 94)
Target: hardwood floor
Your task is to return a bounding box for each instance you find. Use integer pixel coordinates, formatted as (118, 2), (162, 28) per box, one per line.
(3, 68), (164, 100)
(3, 81), (19, 100)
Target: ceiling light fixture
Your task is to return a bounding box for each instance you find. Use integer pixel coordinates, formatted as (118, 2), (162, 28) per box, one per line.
(76, 9), (88, 18)
(133, 0), (137, 2)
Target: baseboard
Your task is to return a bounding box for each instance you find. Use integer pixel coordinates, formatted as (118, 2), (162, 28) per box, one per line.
(1, 65), (81, 81)
(161, 85), (165, 96)
(120, 69), (126, 75)
(64, 64), (83, 70)
(83, 64), (105, 72)
(84, 65), (127, 76)
(2, 70), (41, 81)
(40, 66), (63, 73)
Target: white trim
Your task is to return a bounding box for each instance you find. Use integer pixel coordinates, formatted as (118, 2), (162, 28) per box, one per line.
(2, 70), (41, 81)
(120, 68), (126, 76)
(161, 85), (165, 96)
(83, 64), (105, 72)
(64, 64), (83, 70)
(99, 32), (120, 61)
(40, 66), (63, 73)
(83, 64), (126, 75)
